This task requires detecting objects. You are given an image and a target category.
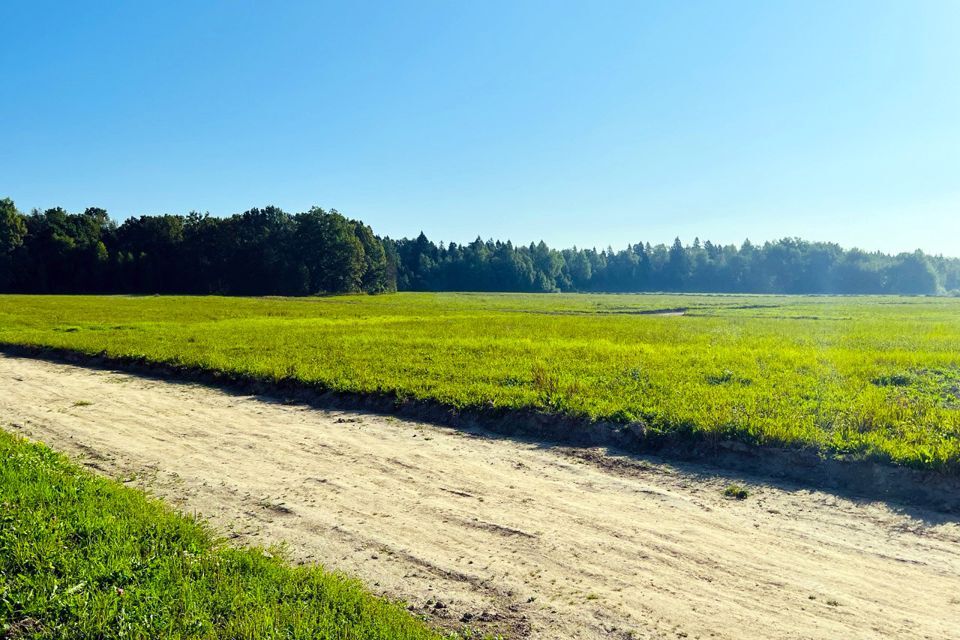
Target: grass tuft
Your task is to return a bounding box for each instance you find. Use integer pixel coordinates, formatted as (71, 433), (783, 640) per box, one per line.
(723, 484), (750, 500)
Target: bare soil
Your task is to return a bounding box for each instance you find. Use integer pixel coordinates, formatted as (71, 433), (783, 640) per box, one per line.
(2, 355), (959, 639)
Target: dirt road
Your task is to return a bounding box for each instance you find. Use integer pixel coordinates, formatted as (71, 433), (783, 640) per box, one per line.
(2, 354), (959, 639)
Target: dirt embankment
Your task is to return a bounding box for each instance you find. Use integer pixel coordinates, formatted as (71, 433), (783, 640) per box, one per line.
(2, 355), (959, 639)
(3, 343), (958, 514)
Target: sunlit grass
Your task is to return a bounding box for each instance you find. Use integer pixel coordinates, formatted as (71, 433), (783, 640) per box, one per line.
(0, 430), (444, 640)
(1, 292), (959, 470)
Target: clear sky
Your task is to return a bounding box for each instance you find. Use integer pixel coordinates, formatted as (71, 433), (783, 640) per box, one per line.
(2, 1), (959, 255)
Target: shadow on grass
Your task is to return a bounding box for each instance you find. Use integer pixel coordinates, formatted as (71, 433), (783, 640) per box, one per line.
(2, 342), (959, 524)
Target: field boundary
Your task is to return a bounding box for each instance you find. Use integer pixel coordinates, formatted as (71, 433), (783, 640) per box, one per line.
(3, 341), (960, 514)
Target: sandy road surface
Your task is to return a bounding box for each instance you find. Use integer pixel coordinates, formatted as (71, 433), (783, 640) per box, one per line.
(2, 355), (959, 639)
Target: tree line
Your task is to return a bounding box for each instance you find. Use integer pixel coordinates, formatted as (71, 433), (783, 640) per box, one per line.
(2, 197), (957, 296)
(390, 234), (960, 295)
(0, 198), (392, 295)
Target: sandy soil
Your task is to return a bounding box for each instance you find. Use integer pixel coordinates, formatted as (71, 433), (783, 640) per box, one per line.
(2, 354), (959, 640)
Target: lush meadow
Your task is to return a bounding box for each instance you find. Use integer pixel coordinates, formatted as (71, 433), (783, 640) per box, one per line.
(1, 293), (959, 470)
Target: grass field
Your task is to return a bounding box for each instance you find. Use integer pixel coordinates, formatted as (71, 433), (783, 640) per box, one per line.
(1, 293), (959, 470)
(0, 430), (446, 640)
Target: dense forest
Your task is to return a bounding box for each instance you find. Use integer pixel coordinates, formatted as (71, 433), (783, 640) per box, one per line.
(390, 233), (960, 295)
(1, 198), (958, 295)
(0, 199), (391, 295)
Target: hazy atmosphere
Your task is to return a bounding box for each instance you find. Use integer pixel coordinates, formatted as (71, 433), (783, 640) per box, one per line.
(3, 1), (959, 255)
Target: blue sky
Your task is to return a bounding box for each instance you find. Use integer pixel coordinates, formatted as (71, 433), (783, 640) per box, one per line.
(2, 1), (959, 255)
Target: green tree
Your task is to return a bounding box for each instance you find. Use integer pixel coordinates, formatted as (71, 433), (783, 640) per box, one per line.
(0, 198), (27, 289)
(884, 251), (940, 295)
(295, 208), (365, 293)
(0, 198), (27, 254)
(665, 237), (690, 290)
(353, 221), (391, 293)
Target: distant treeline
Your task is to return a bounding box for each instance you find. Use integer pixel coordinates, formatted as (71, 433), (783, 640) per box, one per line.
(390, 233), (960, 295)
(2, 197), (958, 295)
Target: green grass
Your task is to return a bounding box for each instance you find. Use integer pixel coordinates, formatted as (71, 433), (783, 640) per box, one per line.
(1, 292), (959, 470)
(722, 484), (750, 500)
(0, 430), (445, 640)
